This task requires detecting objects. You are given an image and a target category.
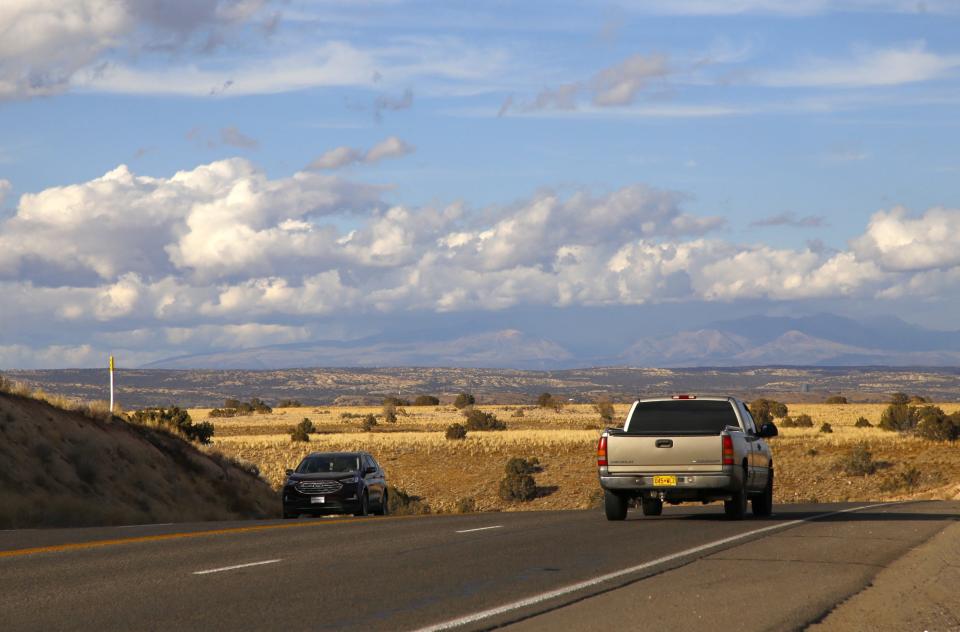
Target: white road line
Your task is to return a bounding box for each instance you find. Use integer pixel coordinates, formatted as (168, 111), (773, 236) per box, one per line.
(456, 525), (504, 534)
(414, 502), (896, 631)
(193, 559), (282, 575)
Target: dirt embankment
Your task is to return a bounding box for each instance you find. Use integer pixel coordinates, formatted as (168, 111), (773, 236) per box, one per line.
(0, 392), (278, 529)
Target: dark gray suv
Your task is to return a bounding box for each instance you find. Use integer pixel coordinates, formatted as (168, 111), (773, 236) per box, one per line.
(282, 451), (388, 519)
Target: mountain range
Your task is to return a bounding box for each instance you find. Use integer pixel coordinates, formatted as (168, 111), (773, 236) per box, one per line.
(144, 314), (960, 370)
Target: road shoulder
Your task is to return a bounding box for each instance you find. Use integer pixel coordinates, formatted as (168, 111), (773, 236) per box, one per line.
(807, 517), (960, 631)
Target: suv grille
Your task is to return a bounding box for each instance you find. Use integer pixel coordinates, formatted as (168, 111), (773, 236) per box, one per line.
(296, 480), (343, 494)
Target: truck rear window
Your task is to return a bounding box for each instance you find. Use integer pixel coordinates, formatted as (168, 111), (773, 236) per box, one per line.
(624, 400), (739, 435)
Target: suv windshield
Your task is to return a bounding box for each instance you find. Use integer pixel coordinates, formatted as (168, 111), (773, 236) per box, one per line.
(625, 400), (739, 435)
(296, 455), (361, 474)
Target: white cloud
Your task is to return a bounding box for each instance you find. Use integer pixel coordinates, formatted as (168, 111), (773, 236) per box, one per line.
(0, 0), (273, 100)
(852, 206), (960, 272)
(758, 43), (960, 88)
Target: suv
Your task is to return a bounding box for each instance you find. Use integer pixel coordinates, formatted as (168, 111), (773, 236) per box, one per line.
(282, 451), (388, 519)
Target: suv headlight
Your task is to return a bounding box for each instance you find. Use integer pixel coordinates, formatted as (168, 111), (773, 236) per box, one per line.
(339, 475), (358, 484)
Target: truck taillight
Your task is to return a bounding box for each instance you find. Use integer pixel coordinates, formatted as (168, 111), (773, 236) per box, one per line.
(671, 394), (696, 399)
(722, 434), (734, 465)
(597, 435), (608, 467)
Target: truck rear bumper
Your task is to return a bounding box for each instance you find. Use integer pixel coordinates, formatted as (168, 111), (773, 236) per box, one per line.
(600, 472), (742, 500)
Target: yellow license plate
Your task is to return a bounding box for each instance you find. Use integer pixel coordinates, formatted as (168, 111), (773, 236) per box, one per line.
(653, 475), (677, 486)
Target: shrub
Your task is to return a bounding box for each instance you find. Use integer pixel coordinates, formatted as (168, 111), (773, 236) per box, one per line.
(276, 399), (302, 408)
(413, 395), (440, 406)
(819, 422), (833, 434)
(224, 398), (242, 409)
(455, 497), (476, 513)
(453, 393), (475, 409)
(854, 416), (873, 428)
(505, 457), (540, 476)
(340, 412), (364, 420)
(793, 414), (814, 428)
(249, 397), (272, 414)
(130, 407), (215, 444)
(825, 395), (848, 404)
(445, 423), (467, 440)
(536, 392), (563, 410)
(594, 397), (615, 424)
(361, 414), (378, 432)
(383, 396), (410, 407)
(464, 409), (506, 431)
(208, 408), (238, 418)
(915, 406), (959, 442)
(881, 466), (924, 492)
(290, 425), (310, 442)
(511, 408), (525, 418)
(499, 458), (537, 502)
(297, 418), (316, 434)
(382, 402), (398, 424)
(879, 402), (917, 432)
(387, 486), (431, 515)
(890, 392), (910, 406)
(749, 399), (788, 424)
(839, 444), (877, 476)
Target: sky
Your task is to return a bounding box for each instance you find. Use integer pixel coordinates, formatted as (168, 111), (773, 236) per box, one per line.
(2, 0), (960, 369)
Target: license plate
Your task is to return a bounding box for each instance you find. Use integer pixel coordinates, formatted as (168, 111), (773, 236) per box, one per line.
(653, 475), (677, 486)
(311, 496), (325, 504)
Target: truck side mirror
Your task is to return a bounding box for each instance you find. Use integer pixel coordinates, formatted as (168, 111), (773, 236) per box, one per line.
(285, 468), (293, 475)
(757, 422), (778, 438)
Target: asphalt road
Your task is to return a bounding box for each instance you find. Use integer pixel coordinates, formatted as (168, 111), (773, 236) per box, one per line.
(1, 501), (956, 632)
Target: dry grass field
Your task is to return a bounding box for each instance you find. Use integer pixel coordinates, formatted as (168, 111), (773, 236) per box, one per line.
(199, 402), (960, 513)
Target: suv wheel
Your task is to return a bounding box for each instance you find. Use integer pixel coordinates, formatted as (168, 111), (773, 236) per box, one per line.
(282, 507), (297, 520)
(641, 498), (663, 516)
(752, 470), (774, 517)
(603, 490), (628, 521)
(376, 491), (389, 516)
(354, 492), (369, 517)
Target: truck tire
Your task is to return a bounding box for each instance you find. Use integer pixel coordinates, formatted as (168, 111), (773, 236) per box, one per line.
(752, 470), (774, 517)
(724, 488), (747, 520)
(641, 498), (663, 516)
(604, 490), (628, 521)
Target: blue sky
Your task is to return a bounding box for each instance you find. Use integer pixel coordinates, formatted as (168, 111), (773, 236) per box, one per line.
(2, 0), (960, 368)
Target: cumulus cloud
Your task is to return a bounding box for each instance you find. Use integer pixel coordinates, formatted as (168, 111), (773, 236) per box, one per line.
(0, 0), (273, 100)
(852, 206), (960, 272)
(3, 156), (960, 368)
(307, 136), (414, 170)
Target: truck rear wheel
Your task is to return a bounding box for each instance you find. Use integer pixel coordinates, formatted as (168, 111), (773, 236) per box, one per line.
(603, 490), (628, 521)
(641, 498), (663, 516)
(724, 488), (747, 520)
(752, 470), (774, 517)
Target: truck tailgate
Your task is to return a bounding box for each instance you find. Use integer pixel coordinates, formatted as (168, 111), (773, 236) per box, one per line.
(606, 434), (723, 474)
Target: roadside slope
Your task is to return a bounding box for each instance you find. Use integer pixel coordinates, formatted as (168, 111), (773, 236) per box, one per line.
(0, 392), (278, 529)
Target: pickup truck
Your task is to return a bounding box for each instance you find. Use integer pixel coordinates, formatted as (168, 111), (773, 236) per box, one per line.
(597, 395), (777, 520)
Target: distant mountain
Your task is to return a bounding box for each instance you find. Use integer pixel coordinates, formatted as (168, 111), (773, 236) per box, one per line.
(144, 314), (960, 370)
(621, 327), (960, 367)
(144, 329), (573, 370)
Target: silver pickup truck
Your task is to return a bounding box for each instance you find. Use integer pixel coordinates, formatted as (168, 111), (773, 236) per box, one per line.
(597, 395), (778, 521)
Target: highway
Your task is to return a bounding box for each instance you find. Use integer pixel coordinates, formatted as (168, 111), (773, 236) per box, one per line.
(1, 501), (957, 631)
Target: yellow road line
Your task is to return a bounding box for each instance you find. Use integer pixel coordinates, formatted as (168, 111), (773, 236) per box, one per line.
(0, 515), (423, 559)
